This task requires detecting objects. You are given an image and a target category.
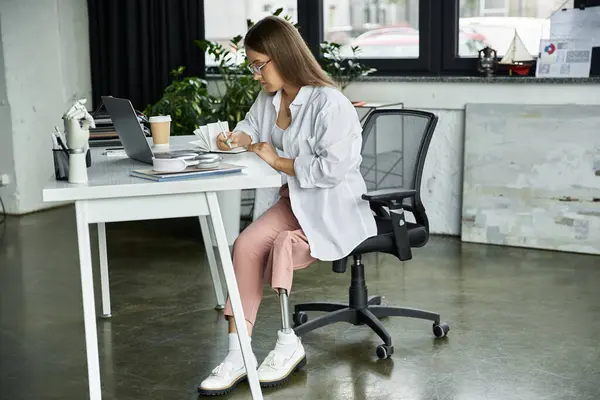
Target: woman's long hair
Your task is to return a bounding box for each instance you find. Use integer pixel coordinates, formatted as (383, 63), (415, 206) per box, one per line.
(244, 16), (335, 88)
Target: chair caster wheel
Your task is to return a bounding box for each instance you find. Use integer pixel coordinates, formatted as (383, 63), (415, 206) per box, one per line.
(293, 311), (308, 326)
(433, 322), (450, 338)
(376, 344), (393, 359)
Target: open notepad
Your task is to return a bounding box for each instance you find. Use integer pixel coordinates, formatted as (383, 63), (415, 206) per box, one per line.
(190, 121), (247, 154)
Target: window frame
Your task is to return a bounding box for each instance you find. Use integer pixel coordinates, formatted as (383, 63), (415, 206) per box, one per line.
(299, 0), (439, 76)
(441, 0), (481, 76)
(204, 0), (599, 78)
(440, 0), (600, 76)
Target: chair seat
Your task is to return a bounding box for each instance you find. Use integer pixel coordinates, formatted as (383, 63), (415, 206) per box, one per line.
(349, 217), (428, 257)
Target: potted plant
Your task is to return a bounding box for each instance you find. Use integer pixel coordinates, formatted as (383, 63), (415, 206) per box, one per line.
(143, 66), (213, 136)
(320, 41), (376, 104)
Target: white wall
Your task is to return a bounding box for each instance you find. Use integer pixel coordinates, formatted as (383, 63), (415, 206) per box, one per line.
(0, 17), (16, 210)
(0, 0), (92, 214)
(344, 80), (600, 236)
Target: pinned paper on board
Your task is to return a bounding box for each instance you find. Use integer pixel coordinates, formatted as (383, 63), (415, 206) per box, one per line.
(536, 38), (592, 78)
(550, 7), (600, 47)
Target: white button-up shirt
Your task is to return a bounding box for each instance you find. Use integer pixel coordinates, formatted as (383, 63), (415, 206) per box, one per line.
(234, 85), (377, 261)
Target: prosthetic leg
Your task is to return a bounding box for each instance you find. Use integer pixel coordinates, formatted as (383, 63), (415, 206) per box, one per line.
(279, 289), (293, 333)
(257, 289), (306, 388)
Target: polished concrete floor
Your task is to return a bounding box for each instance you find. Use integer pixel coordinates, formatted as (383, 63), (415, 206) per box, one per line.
(1, 205), (599, 400)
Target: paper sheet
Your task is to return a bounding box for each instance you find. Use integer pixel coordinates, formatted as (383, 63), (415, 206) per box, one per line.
(550, 7), (600, 47)
(536, 38), (592, 78)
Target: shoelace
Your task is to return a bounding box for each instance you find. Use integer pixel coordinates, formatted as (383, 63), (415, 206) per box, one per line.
(211, 362), (231, 376)
(263, 349), (289, 368)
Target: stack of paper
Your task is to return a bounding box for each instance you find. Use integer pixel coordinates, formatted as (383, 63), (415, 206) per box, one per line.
(191, 120), (246, 153)
(131, 162), (245, 182)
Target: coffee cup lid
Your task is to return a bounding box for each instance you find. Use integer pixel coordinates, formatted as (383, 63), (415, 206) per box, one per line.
(149, 115), (171, 123)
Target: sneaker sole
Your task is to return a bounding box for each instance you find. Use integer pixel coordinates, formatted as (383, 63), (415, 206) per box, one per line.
(197, 374), (247, 396)
(259, 355), (307, 388)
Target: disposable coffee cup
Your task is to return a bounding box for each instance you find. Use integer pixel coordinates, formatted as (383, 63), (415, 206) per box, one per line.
(149, 115), (172, 148)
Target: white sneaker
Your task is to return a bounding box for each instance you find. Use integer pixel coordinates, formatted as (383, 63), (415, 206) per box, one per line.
(258, 330), (307, 388)
(197, 354), (257, 396)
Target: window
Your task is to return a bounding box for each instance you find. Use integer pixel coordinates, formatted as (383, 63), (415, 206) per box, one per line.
(203, 0), (297, 70)
(458, 0), (574, 58)
(202, 0), (598, 77)
(324, 0), (421, 59)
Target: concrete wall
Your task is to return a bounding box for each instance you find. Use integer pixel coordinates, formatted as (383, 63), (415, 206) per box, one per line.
(0, 0), (92, 214)
(343, 79), (600, 236)
(0, 16), (16, 211)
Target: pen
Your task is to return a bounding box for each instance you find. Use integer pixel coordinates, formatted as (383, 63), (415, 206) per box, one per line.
(53, 130), (69, 155)
(218, 120), (232, 148)
(54, 126), (65, 145)
(51, 130), (59, 149)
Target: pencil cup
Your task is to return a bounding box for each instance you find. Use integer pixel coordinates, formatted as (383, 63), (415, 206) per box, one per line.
(86, 147), (92, 167)
(53, 149), (69, 181)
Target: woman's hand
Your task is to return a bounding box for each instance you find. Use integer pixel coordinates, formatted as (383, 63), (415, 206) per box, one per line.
(248, 142), (280, 167)
(216, 131), (253, 151)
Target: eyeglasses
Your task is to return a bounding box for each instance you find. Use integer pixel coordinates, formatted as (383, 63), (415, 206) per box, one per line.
(247, 60), (271, 75)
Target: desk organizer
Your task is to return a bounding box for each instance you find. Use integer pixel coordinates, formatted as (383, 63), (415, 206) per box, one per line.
(53, 148), (92, 181)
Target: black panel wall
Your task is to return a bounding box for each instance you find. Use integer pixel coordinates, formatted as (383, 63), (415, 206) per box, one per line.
(87, 0), (205, 111)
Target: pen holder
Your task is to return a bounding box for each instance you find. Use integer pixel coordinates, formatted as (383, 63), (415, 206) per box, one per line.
(86, 148), (92, 168)
(52, 148), (92, 181)
(53, 149), (69, 181)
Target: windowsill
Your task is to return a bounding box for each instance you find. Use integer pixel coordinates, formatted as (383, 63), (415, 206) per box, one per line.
(205, 72), (600, 84)
(355, 75), (600, 84)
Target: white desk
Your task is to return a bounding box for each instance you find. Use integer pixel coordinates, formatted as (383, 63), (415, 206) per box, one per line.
(42, 136), (281, 400)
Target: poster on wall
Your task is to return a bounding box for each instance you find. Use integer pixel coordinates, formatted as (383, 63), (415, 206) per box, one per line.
(535, 38), (592, 78)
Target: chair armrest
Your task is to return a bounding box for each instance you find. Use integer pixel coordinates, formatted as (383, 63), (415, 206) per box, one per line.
(362, 188), (416, 206)
(363, 188), (415, 261)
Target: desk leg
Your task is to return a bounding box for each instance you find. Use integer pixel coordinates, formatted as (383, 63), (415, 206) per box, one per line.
(76, 202), (102, 400)
(206, 192), (262, 400)
(198, 216), (225, 310)
(98, 223), (111, 318)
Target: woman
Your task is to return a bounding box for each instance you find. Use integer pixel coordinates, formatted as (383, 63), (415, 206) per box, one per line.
(198, 15), (377, 396)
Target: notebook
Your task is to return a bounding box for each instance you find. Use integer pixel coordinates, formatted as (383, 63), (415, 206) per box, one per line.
(190, 120), (247, 154)
(130, 163), (244, 182)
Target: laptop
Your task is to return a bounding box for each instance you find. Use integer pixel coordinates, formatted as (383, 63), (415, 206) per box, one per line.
(102, 96), (200, 164)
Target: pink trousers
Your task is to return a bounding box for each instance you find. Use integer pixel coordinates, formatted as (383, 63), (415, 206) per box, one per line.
(223, 185), (317, 325)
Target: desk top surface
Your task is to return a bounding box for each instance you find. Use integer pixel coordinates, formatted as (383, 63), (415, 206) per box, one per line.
(43, 136), (282, 202)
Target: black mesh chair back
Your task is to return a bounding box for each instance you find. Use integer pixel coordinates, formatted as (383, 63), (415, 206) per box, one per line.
(360, 109), (438, 230)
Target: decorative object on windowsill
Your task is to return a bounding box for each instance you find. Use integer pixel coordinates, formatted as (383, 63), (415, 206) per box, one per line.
(496, 30), (535, 76)
(477, 46), (498, 77)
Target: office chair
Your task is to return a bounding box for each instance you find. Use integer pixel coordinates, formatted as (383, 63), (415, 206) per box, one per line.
(292, 109), (449, 359)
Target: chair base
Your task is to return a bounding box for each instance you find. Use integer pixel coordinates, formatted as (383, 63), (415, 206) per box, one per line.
(292, 258), (449, 359)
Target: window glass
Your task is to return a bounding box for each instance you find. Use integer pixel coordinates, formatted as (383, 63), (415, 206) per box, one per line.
(324, 0), (420, 58)
(458, 0), (574, 58)
(203, 0), (298, 69)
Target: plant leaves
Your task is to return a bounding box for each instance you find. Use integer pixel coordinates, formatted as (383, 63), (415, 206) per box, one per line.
(145, 7), (376, 136)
